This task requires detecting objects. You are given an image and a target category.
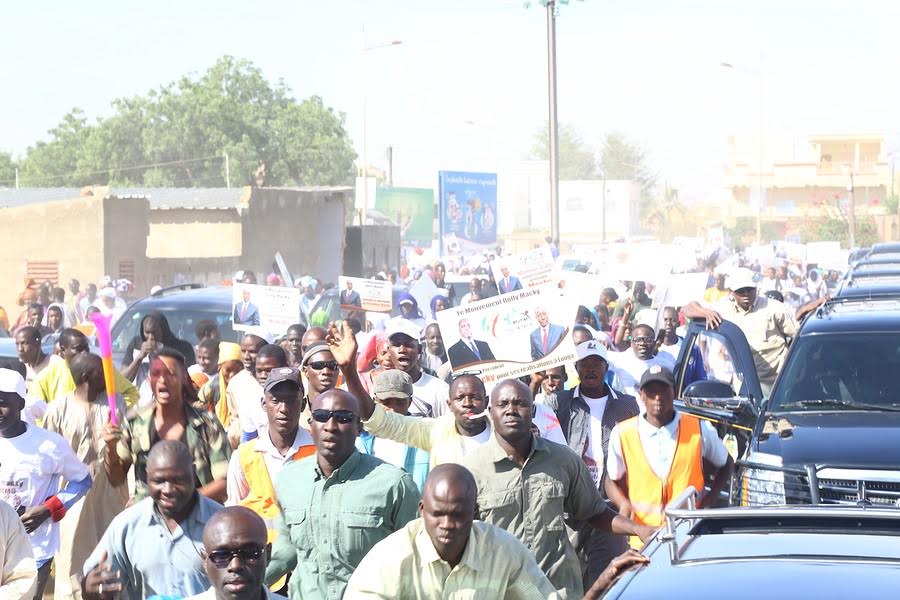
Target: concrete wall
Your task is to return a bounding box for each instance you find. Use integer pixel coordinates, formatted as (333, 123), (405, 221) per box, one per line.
(104, 196), (151, 294)
(146, 208), (242, 258)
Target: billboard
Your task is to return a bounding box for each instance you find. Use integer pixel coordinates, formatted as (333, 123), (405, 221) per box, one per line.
(438, 171), (498, 255)
(375, 187), (434, 243)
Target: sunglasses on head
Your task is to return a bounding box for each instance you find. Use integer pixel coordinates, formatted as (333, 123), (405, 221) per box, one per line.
(206, 546), (265, 568)
(307, 360), (338, 371)
(310, 408), (357, 424)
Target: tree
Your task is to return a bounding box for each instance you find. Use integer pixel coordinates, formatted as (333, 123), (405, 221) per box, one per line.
(799, 199), (879, 248)
(17, 56), (356, 187)
(0, 152), (16, 186)
(529, 122), (598, 180)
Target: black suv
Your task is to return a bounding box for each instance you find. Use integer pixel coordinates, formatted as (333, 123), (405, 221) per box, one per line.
(672, 296), (900, 508)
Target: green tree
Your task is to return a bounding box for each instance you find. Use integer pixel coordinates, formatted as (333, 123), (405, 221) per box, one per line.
(529, 122), (598, 180)
(0, 152), (16, 186)
(17, 56), (356, 187)
(799, 199), (879, 248)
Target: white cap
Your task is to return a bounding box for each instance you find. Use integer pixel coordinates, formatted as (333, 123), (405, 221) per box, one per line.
(575, 340), (608, 363)
(0, 369), (27, 400)
(386, 319), (422, 342)
(242, 326), (274, 344)
(727, 268), (757, 291)
(99, 287), (116, 299)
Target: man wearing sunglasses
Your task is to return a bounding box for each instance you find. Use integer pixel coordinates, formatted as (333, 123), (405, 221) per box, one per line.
(186, 506), (286, 600)
(607, 324), (675, 398)
(265, 388), (420, 600)
(300, 342), (340, 405)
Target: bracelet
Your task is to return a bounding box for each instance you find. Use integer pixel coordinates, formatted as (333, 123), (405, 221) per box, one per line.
(43, 495), (67, 522)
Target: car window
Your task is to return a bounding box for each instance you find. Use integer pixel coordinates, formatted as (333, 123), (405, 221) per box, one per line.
(688, 330), (745, 394)
(112, 308), (238, 353)
(769, 333), (900, 411)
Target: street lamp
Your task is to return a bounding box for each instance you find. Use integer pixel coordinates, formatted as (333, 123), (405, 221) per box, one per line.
(361, 30), (402, 224)
(720, 60), (764, 244)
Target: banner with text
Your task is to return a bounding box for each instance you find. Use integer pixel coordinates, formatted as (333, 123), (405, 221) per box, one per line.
(490, 246), (556, 291)
(232, 283), (301, 336)
(436, 287), (577, 387)
(438, 171), (498, 255)
(337, 276), (392, 313)
(375, 187), (434, 242)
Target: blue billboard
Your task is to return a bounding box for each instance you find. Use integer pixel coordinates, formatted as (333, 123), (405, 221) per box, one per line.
(438, 171), (498, 255)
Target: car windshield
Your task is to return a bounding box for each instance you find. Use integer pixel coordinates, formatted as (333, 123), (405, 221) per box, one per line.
(112, 308), (239, 354)
(769, 333), (900, 412)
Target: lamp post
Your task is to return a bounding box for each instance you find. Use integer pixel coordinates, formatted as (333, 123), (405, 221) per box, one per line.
(361, 29), (402, 224)
(720, 60), (764, 244)
(545, 0), (561, 249)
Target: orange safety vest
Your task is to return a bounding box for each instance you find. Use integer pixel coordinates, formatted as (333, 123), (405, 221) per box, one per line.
(237, 438), (315, 542)
(619, 414), (705, 548)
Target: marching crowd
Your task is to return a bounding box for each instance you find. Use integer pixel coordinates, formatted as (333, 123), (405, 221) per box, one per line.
(0, 245), (833, 600)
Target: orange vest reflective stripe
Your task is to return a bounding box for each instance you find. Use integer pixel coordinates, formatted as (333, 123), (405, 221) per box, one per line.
(237, 438), (315, 543)
(619, 414), (705, 548)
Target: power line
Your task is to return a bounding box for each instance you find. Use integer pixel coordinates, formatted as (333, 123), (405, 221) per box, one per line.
(0, 154), (224, 187)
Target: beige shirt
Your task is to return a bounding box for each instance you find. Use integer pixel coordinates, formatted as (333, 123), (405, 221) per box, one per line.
(0, 501), (37, 599)
(713, 295), (799, 391)
(459, 433), (608, 599)
(346, 518), (561, 599)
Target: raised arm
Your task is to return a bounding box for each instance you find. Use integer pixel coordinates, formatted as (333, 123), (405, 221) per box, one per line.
(326, 321), (376, 420)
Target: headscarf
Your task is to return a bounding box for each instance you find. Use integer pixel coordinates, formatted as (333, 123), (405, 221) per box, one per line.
(396, 292), (423, 319)
(429, 294), (450, 319)
(215, 342), (243, 425)
(122, 312), (197, 369)
(43, 302), (75, 330)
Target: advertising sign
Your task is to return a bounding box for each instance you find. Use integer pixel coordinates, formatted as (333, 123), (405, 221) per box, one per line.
(232, 283), (301, 336)
(438, 171), (498, 255)
(436, 287), (577, 387)
(337, 276), (392, 313)
(375, 187), (435, 242)
(490, 246), (556, 291)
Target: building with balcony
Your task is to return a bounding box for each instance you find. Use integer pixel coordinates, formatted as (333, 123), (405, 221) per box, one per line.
(723, 133), (894, 237)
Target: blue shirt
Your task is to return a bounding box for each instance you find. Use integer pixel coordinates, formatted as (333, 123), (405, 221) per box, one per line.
(83, 495), (223, 600)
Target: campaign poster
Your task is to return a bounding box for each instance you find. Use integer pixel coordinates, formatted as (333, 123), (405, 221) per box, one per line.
(337, 276), (392, 313)
(438, 171), (498, 255)
(232, 283), (301, 336)
(375, 187), (435, 243)
(491, 246), (556, 291)
(436, 287), (578, 387)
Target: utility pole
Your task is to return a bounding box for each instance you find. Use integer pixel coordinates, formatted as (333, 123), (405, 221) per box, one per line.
(849, 172), (857, 248)
(601, 171), (607, 244)
(14, 168), (19, 189)
(224, 152), (231, 189)
(386, 146), (393, 187)
(546, 0), (561, 248)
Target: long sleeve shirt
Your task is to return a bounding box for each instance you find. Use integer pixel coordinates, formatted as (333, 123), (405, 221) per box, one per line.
(0, 501), (37, 600)
(265, 451), (420, 600)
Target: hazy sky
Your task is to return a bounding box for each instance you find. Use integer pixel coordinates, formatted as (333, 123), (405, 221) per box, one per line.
(3, 0), (899, 201)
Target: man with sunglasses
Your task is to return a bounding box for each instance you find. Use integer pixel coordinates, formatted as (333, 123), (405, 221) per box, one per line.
(187, 506), (286, 600)
(459, 379), (654, 600)
(265, 389), (420, 600)
(607, 323), (674, 398)
(83, 440), (223, 600)
(300, 342), (340, 405)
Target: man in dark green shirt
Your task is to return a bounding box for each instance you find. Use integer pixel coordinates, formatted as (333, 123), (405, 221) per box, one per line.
(265, 389), (420, 600)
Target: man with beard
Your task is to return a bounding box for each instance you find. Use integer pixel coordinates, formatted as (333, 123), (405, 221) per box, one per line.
(82, 441), (223, 600)
(459, 379), (653, 599)
(264, 389), (419, 599)
(187, 507), (286, 600)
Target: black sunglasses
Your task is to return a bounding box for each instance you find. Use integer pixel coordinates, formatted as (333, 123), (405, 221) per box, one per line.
(310, 409), (357, 424)
(307, 360), (338, 371)
(206, 547), (265, 568)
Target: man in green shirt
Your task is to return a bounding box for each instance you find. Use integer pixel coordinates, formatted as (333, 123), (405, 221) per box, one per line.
(264, 389), (420, 600)
(459, 379), (655, 599)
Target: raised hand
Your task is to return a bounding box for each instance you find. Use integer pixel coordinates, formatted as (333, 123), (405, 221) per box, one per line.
(325, 320), (358, 368)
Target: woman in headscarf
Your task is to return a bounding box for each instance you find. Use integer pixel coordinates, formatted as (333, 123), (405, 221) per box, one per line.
(121, 312), (196, 389)
(197, 341), (244, 447)
(429, 294), (450, 320)
(386, 291), (426, 332)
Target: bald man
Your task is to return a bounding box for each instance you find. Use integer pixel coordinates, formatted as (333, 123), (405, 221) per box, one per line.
(83, 441), (223, 600)
(186, 507), (286, 600)
(347, 464), (560, 598)
(265, 390), (419, 600)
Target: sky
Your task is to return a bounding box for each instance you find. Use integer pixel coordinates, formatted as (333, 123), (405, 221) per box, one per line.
(3, 0), (900, 202)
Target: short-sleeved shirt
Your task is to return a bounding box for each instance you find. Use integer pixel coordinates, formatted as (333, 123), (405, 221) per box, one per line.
(459, 434), (607, 598)
(709, 295), (799, 390)
(83, 495), (222, 600)
(606, 411), (729, 481)
(117, 402), (232, 500)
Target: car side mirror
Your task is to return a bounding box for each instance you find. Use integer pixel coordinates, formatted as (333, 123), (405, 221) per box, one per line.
(684, 380), (736, 399)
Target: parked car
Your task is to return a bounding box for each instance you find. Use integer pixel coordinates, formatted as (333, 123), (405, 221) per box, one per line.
(601, 487), (900, 597)
(672, 296), (900, 508)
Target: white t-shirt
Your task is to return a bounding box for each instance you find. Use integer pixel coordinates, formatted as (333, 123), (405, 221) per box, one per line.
(411, 372), (450, 418)
(533, 403), (566, 446)
(608, 351), (676, 397)
(0, 424), (91, 562)
(228, 369), (267, 435)
(459, 426), (492, 454)
(579, 388), (608, 486)
(372, 437), (410, 469)
(606, 412), (728, 482)
(658, 337), (683, 364)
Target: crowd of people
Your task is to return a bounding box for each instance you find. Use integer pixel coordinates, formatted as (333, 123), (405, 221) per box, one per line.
(0, 241), (835, 600)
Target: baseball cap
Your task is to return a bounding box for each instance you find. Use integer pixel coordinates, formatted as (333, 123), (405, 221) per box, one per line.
(639, 365), (675, 389)
(575, 340), (608, 363)
(264, 366), (303, 394)
(0, 368), (27, 400)
(301, 341), (331, 367)
(727, 268), (757, 292)
(386, 319), (422, 343)
(372, 370), (414, 400)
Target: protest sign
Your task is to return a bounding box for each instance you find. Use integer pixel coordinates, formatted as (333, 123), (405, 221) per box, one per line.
(232, 283), (301, 336)
(805, 241), (841, 265)
(491, 246), (556, 290)
(438, 171), (498, 255)
(409, 276), (441, 317)
(436, 287), (577, 387)
(337, 276), (391, 313)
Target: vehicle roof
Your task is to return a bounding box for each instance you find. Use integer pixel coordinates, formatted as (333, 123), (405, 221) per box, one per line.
(835, 277), (900, 299)
(800, 298), (900, 334)
(852, 252), (900, 266)
(128, 285), (233, 312)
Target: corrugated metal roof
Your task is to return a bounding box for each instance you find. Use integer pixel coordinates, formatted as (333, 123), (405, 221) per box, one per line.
(0, 188), (84, 207)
